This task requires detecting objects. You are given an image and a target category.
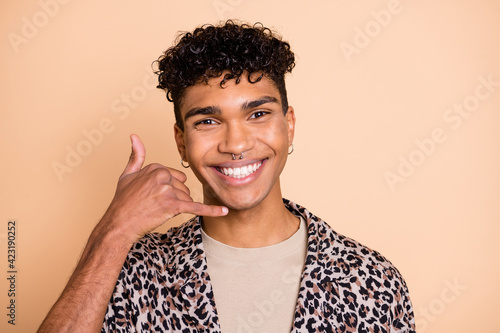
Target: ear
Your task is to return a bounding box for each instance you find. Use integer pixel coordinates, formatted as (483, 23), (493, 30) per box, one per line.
(285, 106), (296, 145)
(174, 124), (186, 159)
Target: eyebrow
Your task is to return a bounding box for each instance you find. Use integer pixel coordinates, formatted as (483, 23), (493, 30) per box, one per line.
(184, 96), (280, 122)
(184, 106), (221, 122)
(241, 96), (279, 110)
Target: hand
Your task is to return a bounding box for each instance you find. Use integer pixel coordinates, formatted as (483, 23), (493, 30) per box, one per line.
(101, 134), (228, 244)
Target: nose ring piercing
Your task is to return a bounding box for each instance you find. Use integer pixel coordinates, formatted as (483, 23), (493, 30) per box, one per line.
(231, 153), (244, 160)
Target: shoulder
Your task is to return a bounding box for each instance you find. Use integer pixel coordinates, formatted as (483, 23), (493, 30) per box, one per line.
(326, 229), (415, 331)
(289, 201), (415, 331)
(286, 199), (405, 284)
(325, 222), (401, 278)
(312, 216), (409, 292)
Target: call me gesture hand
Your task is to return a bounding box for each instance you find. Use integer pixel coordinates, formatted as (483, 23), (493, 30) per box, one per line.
(38, 134), (228, 333)
(104, 134), (228, 246)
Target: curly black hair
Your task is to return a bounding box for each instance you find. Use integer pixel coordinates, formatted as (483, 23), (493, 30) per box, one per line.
(154, 20), (295, 130)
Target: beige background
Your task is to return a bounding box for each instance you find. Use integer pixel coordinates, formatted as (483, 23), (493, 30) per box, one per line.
(1, 0), (499, 332)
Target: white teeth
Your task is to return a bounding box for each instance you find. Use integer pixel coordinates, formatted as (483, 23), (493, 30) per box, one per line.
(218, 161), (262, 179)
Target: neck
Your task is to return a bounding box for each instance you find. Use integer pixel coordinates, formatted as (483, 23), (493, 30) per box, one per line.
(202, 188), (299, 248)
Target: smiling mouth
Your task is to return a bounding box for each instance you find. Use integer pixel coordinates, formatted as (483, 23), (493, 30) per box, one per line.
(215, 161), (263, 179)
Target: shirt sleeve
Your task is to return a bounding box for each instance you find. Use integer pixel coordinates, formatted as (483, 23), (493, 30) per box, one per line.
(101, 234), (163, 333)
(101, 254), (138, 333)
(390, 266), (416, 333)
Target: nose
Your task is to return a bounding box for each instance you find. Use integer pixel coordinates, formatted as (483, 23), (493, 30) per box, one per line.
(218, 121), (255, 156)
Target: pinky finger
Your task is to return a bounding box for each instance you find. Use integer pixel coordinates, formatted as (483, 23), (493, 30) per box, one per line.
(178, 201), (229, 217)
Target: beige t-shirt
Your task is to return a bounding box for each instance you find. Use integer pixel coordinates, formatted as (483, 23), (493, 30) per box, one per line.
(201, 217), (307, 333)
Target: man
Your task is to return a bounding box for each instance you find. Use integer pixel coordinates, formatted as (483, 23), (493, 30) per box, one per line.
(39, 21), (416, 332)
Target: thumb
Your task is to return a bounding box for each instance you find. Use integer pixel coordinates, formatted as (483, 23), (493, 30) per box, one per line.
(121, 134), (146, 177)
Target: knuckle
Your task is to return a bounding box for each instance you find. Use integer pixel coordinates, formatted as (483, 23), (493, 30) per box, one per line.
(170, 202), (181, 215)
(149, 162), (163, 169)
(162, 184), (174, 193)
(143, 163), (163, 172)
(149, 167), (172, 182)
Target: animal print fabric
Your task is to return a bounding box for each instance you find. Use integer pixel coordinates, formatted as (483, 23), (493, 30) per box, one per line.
(102, 199), (416, 332)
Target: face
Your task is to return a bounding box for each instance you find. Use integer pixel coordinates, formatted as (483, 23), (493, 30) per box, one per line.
(174, 74), (295, 211)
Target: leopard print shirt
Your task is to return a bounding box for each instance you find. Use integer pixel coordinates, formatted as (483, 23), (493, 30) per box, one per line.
(102, 199), (416, 332)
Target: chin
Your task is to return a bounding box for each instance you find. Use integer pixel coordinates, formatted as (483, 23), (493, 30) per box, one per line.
(206, 188), (266, 212)
(223, 196), (262, 211)
(225, 201), (259, 212)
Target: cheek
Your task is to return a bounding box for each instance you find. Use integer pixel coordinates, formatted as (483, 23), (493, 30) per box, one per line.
(261, 122), (289, 150)
(184, 132), (215, 162)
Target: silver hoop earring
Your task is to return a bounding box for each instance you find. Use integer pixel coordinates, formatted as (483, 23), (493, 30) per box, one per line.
(288, 144), (294, 155)
(181, 158), (190, 168)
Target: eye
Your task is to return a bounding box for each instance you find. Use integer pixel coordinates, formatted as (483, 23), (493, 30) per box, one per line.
(249, 111), (268, 119)
(194, 118), (217, 126)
